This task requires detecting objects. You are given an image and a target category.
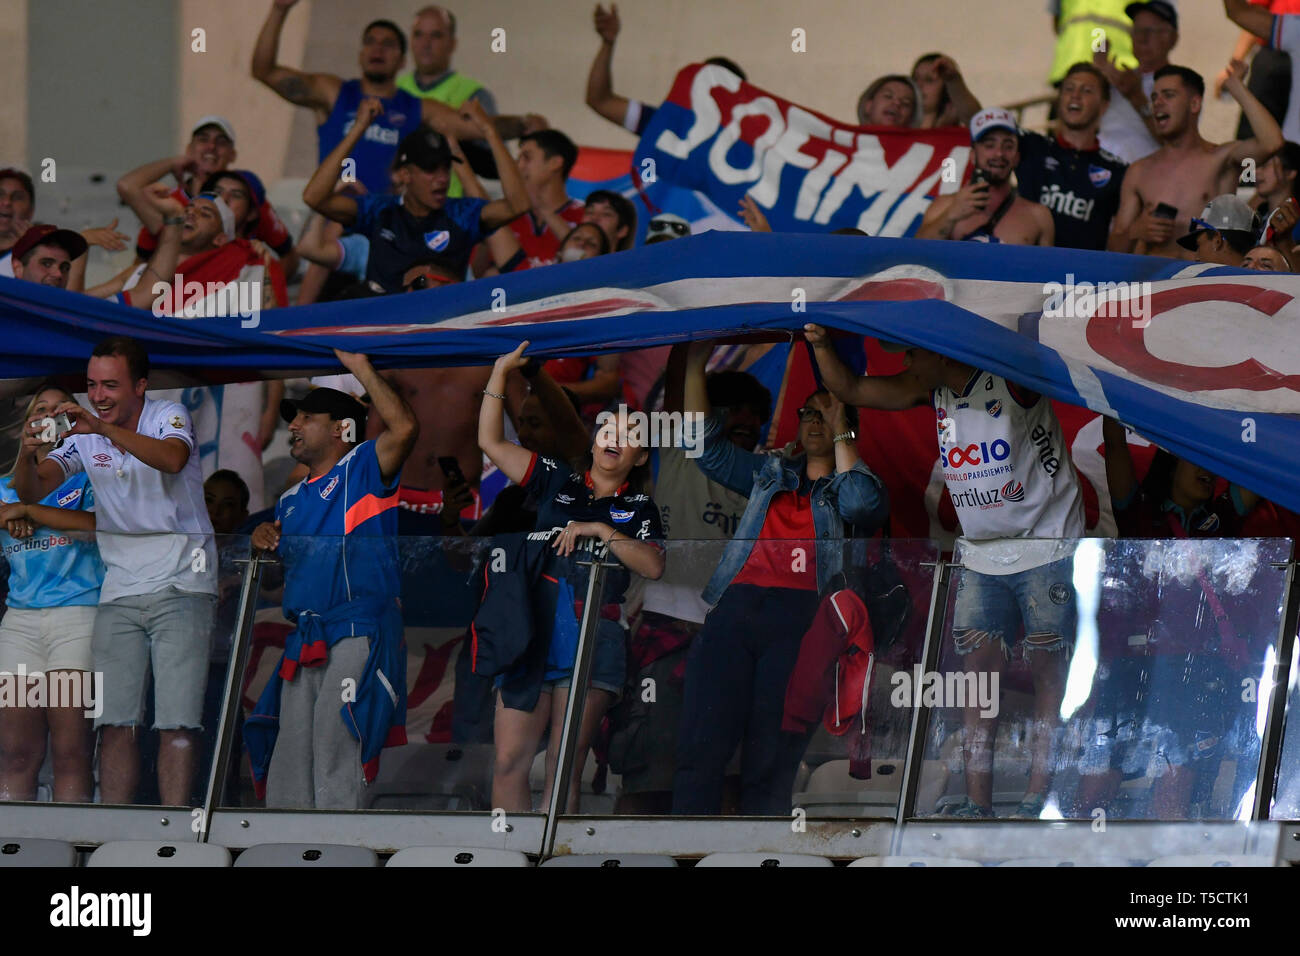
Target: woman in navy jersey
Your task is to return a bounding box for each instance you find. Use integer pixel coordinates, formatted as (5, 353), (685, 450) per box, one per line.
(672, 341), (889, 815)
(479, 342), (665, 813)
(0, 386), (104, 803)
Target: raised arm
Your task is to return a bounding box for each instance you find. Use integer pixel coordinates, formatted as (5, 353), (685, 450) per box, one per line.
(527, 364), (593, 466)
(1093, 51), (1160, 141)
(1222, 58), (1284, 165)
(452, 133), (526, 272)
(562, 355), (622, 403)
(1224, 0), (1273, 40)
(116, 155), (185, 236)
(302, 97), (382, 226)
(461, 101), (531, 231)
(13, 424), (69, 503)
(334, 350), (417, 483)
(934, 56), (982, 125)
(251, 0), (339, 117)
(804, 324), (931, 410)
(123, 186), (186, 310)
(586, 4), (633, 127)
(480, 342), (537, 484)
(54, 401), (191, 474)
(1101, 415), (1138, 504)
(294, 210), (345, 269)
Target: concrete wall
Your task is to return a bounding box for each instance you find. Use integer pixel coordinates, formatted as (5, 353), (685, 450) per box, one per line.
(7, 1), (1250, 188)
(24, 0), (177, 176)
(0, 0), (26, 167)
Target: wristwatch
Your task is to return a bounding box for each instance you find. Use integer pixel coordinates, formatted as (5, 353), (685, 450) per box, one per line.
(833, 430), (857, 444)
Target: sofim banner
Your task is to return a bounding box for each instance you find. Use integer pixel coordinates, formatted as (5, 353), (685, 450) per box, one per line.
(632, 63), (972, 237)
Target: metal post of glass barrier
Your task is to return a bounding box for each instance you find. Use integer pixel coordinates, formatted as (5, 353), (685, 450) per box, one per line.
(893, 556), (954, 850)
(199, 548), (269, 843)
(540, 541), (615, 860)
(1252, 553), (1300, 822)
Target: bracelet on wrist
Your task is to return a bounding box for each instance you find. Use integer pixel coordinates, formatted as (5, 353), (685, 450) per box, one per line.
(482, 389), (506, 401)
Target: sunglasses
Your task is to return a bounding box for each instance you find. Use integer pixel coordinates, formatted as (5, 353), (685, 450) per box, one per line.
(646, 218), (691, 238)
(404, 272), (455, 292)
(796, 407), (825, 423)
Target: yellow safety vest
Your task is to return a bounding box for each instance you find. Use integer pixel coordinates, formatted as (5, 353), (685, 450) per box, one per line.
(396, 71), (487, 197)
(1050, 0), (1137, 84)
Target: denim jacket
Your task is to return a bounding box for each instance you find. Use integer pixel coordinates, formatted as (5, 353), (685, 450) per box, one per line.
(688, 414), (890, 606)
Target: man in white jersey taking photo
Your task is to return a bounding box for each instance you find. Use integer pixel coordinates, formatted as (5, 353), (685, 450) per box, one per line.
(13, 336), (217, 807)
(805, 324), (1085, 819)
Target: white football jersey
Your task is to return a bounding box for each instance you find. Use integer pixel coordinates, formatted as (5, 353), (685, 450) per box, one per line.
(933, 371), (1084, 574)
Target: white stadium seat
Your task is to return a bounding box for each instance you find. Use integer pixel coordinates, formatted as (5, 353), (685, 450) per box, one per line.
(695, 852), (832, 867)
(386, 846), (531, 867)
(234, 843), (379, 867)
(86, 841), (231, 867)
(0, 838), (79, 867)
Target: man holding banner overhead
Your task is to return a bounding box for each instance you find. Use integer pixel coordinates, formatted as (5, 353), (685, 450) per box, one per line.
(806, 325), (1085, 819)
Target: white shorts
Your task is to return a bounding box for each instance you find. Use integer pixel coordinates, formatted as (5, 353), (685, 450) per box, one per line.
(0, 605), (98, 674)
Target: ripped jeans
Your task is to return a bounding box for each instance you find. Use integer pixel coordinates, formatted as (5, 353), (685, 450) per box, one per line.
(951, 558), (1077, 659)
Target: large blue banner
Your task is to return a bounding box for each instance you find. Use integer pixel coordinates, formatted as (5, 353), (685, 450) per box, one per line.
(0, 231), (1297, 513)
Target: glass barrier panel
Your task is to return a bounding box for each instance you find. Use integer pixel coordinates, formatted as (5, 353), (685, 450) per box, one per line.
(560, 536), (939, 818)
(1268, 629), (1300, 818)
(0, 530), (233, 809)
(218, 533), (510, 814)
(884, 821), (1282, 867)
(913, 537), (1291, 822)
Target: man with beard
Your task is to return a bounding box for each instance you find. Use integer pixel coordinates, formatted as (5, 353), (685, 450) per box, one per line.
(1015, 63), (1128, 250)
(1107, 62), (1282, 258)
(917, 108), (1055, 245)
(253, 0), (534, 196)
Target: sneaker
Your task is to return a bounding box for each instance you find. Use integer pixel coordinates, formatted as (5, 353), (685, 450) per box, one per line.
(950, 797), (995, 818)
(1012, 793), (1046, 818)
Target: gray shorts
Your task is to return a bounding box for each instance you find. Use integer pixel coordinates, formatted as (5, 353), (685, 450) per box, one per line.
(92, 587), (215, 730)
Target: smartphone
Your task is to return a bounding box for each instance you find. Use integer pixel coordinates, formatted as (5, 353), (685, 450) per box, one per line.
(53, 412), (72, 436)
(970, 168), (990, 188)
(1153, 202), (1178, 220)
(438, 456), (466, 487)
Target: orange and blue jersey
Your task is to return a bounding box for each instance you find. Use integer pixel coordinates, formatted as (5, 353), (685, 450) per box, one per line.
(275, 440), (400, 628)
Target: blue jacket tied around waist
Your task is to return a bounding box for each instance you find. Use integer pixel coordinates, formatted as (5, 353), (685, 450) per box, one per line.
(244, 594), (407, 793)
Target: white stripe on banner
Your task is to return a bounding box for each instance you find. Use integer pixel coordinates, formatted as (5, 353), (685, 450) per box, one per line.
(1062, 358), (1117, 419)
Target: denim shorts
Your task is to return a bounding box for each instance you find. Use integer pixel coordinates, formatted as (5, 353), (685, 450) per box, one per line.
(951, 557), (1077, 657)
(92, 587), (215, 730)
(542, 618), (627, 698)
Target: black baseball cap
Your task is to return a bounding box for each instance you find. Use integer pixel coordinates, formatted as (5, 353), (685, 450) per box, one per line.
(280, 387), (368, 425)
(11, 223), (88, 262)
(1125, 1), (1177, 30)
(395, 127), (462, 172)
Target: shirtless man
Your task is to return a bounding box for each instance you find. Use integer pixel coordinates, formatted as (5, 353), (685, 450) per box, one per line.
(1107, 62), (1282, 259)
(917, 108), (1055, 246)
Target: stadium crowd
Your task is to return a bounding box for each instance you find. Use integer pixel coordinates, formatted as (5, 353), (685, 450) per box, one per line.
(0, 0), (1298, 820)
